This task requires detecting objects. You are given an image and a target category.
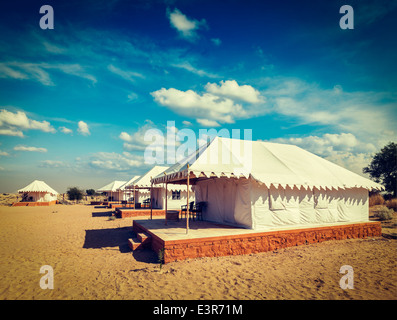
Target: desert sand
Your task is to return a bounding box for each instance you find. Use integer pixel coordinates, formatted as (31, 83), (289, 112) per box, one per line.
(0, 202), (396, 300)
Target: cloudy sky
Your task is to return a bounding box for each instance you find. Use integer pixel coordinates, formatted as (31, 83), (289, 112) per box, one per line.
(0, 0), (396, 193)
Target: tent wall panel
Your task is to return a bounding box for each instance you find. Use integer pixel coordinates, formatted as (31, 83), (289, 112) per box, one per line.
(298, 188), (316, 224)
(250, 181), (272, 229)
(233, 179), (251, 228)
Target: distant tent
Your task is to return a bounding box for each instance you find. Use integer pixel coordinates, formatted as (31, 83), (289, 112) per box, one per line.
(97, 180), (127, 201)
(125, 165), (195, 209)
(118, 175), (141, 202)
(17, 180), (58, 203)
(152, 136), (383, 230)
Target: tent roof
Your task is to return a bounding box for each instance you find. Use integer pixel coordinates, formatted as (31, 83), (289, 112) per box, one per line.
(130, 166), (169, 188)
(97, 180), (127, 192)
(119, 175), (141, 190)
(152, 136), (383, 191)
(18, 180), (58, 195)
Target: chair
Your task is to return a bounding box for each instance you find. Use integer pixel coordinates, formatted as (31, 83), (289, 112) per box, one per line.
(143, 198), (151, 208)
(192, 202), (206, 221)
(181, 201), (194, 219)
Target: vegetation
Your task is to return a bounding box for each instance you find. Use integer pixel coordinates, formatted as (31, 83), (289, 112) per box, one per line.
(363, 142), (397, 197)
(67, 187), (84, 201)
(386, 199), (397, 212)
(158, 248), (165, 270)
(373, 206), (394, 221)
(369, 193), (385, 207)
(86, 189), (96, 196)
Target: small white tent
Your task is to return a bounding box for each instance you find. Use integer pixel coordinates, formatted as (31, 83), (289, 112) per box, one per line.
(118, 175), (141, 202)
(97, 180), (127, 201)
(129, 165), (194, 209)
(18, 180), (58, 203)
(152, 137), (383, 230)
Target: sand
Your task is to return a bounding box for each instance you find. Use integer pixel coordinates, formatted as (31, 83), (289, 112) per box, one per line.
(0, 203), (396, 300)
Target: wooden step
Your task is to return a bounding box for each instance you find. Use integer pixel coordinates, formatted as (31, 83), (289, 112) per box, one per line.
(137, 232), (151, 245)
(128, 238), (144, 251)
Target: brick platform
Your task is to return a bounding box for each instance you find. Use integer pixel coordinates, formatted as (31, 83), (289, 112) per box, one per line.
(115, 208), (170, 218)
(132, 220), (382, 264)
(12, 200), (58, 207)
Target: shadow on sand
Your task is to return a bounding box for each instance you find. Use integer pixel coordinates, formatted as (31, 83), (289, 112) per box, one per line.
(83, 227), (132, 253)
(83, 226), (159, 264)
(91, 210), (114, 217)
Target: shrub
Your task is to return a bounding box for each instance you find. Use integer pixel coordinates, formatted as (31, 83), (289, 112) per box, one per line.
(374, 206), (394, 221)
(386, 198), (397, 211)
(86, 189), (96, 196)
(67, 187), (84, 201)
(369, 193), (384, 206)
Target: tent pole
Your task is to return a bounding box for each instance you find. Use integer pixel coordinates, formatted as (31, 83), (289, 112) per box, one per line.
(186, 164), (190, 234)
(150, 178), (153, 220)
(133, 185), (135, 210)
(165, 182), (168, 225)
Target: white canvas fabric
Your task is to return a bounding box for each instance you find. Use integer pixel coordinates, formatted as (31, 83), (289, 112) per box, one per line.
(122, 166), (194, 209)
(153, 137), (382, 230)
(119, 176), (141, 191)
(97, 180), (128, 201)
(18, 180), (58, 202)
(97, 181), (127, 192)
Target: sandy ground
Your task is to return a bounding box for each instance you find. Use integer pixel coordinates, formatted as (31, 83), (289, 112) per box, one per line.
(0, 203), (396, 300)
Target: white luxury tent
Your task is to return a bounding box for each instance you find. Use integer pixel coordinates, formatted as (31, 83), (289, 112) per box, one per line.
(117, 175), (141, 202)
(97, 180), (127, 201)
(125, 165), (195, 209)
(17, 180), (58, 202)
(152, 136), (383, 230)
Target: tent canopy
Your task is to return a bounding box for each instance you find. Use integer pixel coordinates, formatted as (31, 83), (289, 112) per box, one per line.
(97, 180), (127, 192)
(130, 165), (169, 188)
(119, 175), (141, 191)
(18, 180), (58, 195)
(152, 136), (383, 191)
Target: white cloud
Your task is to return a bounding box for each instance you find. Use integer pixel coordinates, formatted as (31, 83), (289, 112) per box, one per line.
(0, 150), (9, 157)
(196, 119), (221, 127)
(268, 133), (378, 176)
(77, 121), (90, 136)
(0, 62), (53, 86)
(39, 160), (69, 168)
(59, 126), (73, 134)
(0, 109), (56, 135)
(151, 80), (266, 126)
(120, 121), (166, 152)
(127, 92), (138, 102)
(14, 145), (47, 153)
(262, 78), (396, 137)
(167, 8), (207, 40)
(88, 152), (141, 171)
(211, 38), (221, 46)
(107, 64), (144, 83)
(182, 120), (192, 126)
(171, 61), (218, 78)
(0, 62), (97, 86)
(205, 80), (264, 104)
(0, 128), (24, 137)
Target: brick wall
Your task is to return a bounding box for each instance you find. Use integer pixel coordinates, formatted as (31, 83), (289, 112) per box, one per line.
(149, 222), (381, 264)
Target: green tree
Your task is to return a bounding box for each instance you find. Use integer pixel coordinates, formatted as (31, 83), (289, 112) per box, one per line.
(363, 142), (397, 197)
(86, 189), (96, 196)
(67, 187), (84, 201)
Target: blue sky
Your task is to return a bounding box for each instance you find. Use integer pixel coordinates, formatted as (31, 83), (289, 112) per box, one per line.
(0, 0), (396, 193)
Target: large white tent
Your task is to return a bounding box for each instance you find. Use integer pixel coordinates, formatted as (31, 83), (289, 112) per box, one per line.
(127, 165), (194, 209)
(18, 180), (58, 202)
(152, 136), (383, 230)
(97, 180), (127, 201)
